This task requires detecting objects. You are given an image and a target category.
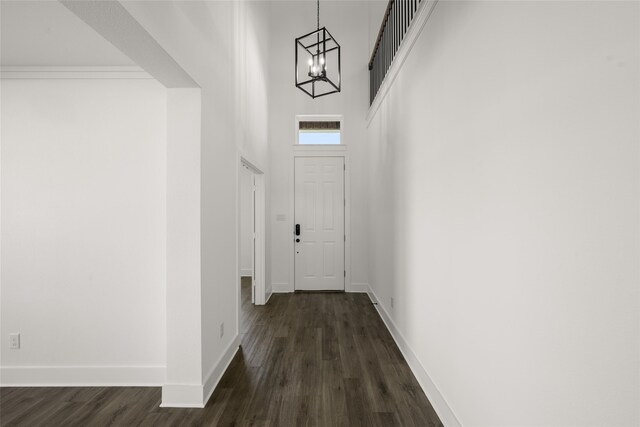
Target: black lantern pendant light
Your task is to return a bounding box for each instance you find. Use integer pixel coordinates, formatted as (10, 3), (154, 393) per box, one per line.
(295, 0), (341, 98)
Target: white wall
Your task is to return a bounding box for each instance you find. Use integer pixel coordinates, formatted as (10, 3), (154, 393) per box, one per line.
(164, 87), (203, 403)
(1, 78), (167, 384)
(120, 0), (271, 404)
(366, 1), (639, 425)
(240, 165), (253, 276)
(0, 0), (134, 67)
(267, 1), (371, 292)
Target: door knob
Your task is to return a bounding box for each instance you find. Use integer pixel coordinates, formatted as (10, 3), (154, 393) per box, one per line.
(296, 238), (300, 243)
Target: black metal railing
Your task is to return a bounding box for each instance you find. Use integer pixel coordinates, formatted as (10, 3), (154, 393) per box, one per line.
(368, 0), (423, 105)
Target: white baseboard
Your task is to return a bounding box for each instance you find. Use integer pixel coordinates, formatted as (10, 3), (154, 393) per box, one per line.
(274, 283), (368, 293)
(265, 290), (273, 304)
(271, 283), (293, 293)
(349, 282), (370, 293)
(161, 383), (205, 408)
(366, 286), (461, 427)
(0, 365), (165, 387)
(160, 334), (240, 408)
(202, 334), (241, 406)
(240, 268), (253, 277)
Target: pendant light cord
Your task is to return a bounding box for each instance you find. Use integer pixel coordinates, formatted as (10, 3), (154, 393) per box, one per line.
(317, 0), (319, 30)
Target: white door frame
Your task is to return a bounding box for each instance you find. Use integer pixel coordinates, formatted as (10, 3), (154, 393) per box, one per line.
(289, 146), (352, 292)
(237, 156), (266, 313)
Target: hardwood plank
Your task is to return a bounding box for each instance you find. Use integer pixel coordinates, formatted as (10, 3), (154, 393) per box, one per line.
(1, 397), (44, 426)
(0, 282), (442, 426)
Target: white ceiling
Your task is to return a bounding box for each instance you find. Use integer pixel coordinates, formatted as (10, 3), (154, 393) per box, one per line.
(1, 1), (134, 66)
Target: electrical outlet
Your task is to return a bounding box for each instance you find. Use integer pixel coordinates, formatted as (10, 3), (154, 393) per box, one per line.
(220, 322), (224, 338)
(9, 333), (20, 349)
(390, 297), (394, 309)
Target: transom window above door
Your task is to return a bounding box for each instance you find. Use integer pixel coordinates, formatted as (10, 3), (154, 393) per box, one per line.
(296, 115), (343, 145)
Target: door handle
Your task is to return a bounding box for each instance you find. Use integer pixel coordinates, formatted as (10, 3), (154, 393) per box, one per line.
(295, 224), (300, 236)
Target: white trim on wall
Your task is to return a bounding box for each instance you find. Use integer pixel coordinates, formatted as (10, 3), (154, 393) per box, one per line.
(271, 283), (292, 293)
(160, 384), (205, 408)
(202, 334), (241, 407)
(240, 269), (254, 277)
(350, 283), (370, 293)
(0, 66), (153, 80)
(366, 286), (461, 427)
(238, 156), (266, 307)
(0, 366), (165, 387)
(366, 0), (439, 123)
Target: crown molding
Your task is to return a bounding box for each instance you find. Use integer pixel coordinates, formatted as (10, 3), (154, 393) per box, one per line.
(0, 66), (152, 80)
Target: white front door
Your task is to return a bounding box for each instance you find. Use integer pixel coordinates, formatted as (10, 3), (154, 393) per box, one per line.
(294, 157), (345, 291)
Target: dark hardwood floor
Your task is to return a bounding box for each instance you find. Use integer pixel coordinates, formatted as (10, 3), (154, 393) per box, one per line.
(0, 278), (442, 426)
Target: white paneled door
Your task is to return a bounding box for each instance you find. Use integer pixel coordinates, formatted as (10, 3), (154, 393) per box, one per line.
(294, 157), (345, 291)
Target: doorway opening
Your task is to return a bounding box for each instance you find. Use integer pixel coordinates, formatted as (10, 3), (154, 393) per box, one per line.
(240, 163), (255, 321)
(238, 157), (266, 334)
